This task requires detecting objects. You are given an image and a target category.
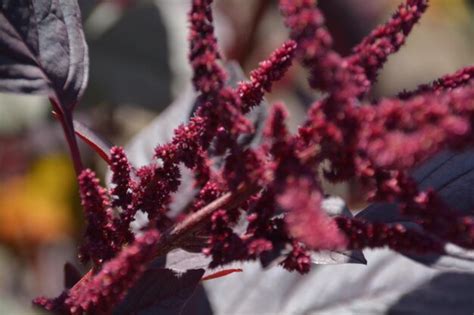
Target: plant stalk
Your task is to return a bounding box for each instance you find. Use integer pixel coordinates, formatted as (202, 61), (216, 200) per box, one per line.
(51, 100), (84, 176)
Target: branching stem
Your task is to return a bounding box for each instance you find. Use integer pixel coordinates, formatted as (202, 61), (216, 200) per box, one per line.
(70, 182), (259, 291)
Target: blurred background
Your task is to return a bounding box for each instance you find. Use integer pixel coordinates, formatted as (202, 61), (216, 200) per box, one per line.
(0, 0), (473, 313)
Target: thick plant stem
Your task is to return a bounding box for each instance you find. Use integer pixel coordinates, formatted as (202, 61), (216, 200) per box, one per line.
(51, 100), (84, 176)
(156, 182), (259, 256)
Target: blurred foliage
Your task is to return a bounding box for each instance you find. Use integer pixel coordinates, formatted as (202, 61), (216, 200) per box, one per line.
(0, 154), (77, 248)
(376, 0), (474, 96)
(425, 0), (473, 19)
(82, 1), (172, 110)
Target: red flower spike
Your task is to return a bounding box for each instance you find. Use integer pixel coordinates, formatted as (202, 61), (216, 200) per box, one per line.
(244, 191), (289, 258)
(188, 0), (226, 94)
(247, 238), (274, 257)
(66, 230), (160, 314)
(279, 0), (366, 98)
(277, 177), (347, 250)
(280, 241), (311, 274)
(78, 169), (119, 265)
(359, 168), (474, 250)
(336, 217), (444, 253)
(349, 0), (429, 87)
(403, 189), (474, 249)
(279, 0), (365, 182)
(265, 103), (289, 143)
(400, 65), (474, 99)
(109, 147), (136, 244)
(359, 85), (474, 170)
(133, 164), (181, 226)
(33, 293), (68, 314)
(35, 230), (160, 315)
(238, 40), (297, 112)
(110, 146), (133, 209)
(223, 148), (267, 190)
(204, 209), (247, 268)
(191, 181), (224, 212)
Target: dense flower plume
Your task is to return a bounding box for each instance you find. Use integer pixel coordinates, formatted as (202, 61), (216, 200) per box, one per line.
(349, 0), (429, 85)
(77, 169), (119, 266)
(34, 230), (160, 314)
(35, 0), (474, 313)
(109, 146), (135, 243)
(277, 177), (347, 250)
(109, 146), (133, 210)
(238, 40), (297, 112)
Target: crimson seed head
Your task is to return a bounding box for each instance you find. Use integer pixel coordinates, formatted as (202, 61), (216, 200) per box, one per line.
(238, 40), (297, 112)
(349, 0), (429, 85)
(35, 230), (161, 315)
(277, 177), (347, 250)
(110, 146), (133, 209)
(280, 241), (311, 273)
(78, 169), (119, 265)
(66, 230), (160, 314)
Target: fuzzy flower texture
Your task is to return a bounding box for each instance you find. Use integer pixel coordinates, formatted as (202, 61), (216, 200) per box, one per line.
(35, 0), (474, 313)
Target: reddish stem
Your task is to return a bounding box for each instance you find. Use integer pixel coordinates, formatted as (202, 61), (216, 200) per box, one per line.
(156, 182), (258, 255)
(50, 100), (84, 176)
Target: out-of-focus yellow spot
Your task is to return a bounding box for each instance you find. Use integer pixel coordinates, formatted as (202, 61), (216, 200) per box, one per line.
(428, 0), (471, 21)
(388, 0), (472, 22)
(0, 154), (76, 247)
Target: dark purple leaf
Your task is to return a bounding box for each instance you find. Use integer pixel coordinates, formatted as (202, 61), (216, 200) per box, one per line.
(63, 262), (81, 289)
(413, 148), (474, 214)
(113, 267), (204, 315)
(179, 284), (213, 315)
(202, 248), (474, 314)
(358, 149), (474, 221)
(0, 0), (88, 109)
(357, 149), (474, 271)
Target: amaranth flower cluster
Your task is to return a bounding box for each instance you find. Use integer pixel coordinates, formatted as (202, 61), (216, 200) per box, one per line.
(35, 0), (474, 313)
